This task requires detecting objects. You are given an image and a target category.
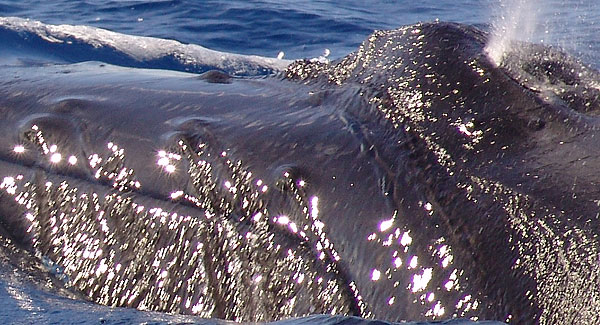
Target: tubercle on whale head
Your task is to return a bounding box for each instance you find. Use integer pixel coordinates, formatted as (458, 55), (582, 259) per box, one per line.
(286, 20), (600, 160)
(286, 22), (490, 83)
(287, 22), (538, 153)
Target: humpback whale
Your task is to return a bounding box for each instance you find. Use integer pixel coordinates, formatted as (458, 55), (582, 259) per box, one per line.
(1, 20), (599, 324)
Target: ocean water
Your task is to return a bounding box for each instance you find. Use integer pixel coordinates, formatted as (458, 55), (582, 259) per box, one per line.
(0, 0), (497, 60)
(1, 0), (599, 61)
(2, 0), (600, 324)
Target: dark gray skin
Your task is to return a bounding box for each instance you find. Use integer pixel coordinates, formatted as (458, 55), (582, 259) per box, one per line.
(0, 22), (598, 324)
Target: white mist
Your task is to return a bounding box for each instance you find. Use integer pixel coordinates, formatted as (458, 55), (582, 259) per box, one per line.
(485, 0), (540, 66)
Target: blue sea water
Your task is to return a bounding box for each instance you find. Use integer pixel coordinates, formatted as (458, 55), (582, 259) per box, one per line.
(1, 0), (600, 324)
(0, 0), (497, 60)
(1, 0), (599, 62)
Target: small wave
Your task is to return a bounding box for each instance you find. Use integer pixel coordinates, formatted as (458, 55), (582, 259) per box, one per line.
(0, 16), (291, 76)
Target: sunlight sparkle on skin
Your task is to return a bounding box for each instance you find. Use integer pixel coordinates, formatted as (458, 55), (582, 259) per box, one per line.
(411, 267), (433, 292)
(156, 150), (179, 173)
(458, 124), (472, 136)
(393, 257), (402, 268)
(50, 153), (62, 164)
(13, 145), (25, 153)
(433, 301), (445, 316)
(400, 231), (413, 246)
(68, 155), (77, 165)
(371, 269), (381, 281)
(170, 190), (184, 199)
(276, 215), (290, 225)
(289, 222), (298, 233)
(379, 218), (394, 232)
(89, 154), (101, 168)
(156, 150), (176, 174)
(157, 157), (169, 166)
(408, 255), (418, 269)
(428, 292), (435, 302)
(310, 196), (319, 218)
(424, 202), (433, 211)
(1, 176), (15, 188)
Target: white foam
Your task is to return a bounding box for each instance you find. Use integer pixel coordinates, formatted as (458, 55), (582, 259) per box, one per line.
(0, 16), (292, 75)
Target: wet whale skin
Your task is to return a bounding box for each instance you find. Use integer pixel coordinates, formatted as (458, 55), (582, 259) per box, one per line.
(1, 22), (599, 324)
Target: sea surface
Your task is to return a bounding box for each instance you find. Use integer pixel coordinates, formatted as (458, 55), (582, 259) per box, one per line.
(1, 0), (600, 62)
(1, 0), (600, 324)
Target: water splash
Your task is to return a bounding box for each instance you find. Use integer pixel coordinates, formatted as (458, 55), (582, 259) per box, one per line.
(485, 0), (540, 65)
